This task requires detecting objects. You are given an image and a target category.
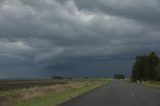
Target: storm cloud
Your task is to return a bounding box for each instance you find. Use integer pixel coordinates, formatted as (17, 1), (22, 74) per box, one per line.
(0, 0), (160, 78)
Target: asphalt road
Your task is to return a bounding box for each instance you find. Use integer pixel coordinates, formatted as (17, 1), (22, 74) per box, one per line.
(61, 80), (160, 106)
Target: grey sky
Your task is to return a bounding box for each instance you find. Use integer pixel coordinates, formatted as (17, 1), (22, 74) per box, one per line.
(0, 0), (160, 78)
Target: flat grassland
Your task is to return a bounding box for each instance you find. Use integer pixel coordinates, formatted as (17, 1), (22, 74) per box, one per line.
(0, 80), (67, 91)
(0, 79), (110, 106)
(143, 81), (160, 89)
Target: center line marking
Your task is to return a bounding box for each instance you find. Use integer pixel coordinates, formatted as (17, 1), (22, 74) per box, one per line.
(131, 92), (135, 97)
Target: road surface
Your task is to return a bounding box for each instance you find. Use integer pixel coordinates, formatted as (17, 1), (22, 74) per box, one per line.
(61, 80), (160, 106)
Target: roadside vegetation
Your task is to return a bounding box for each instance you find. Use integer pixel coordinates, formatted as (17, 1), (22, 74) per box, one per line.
(114, 74), (125, 79)
(0, 80), (67, 91)
(143, 81), (160, 89)
(131, 52), (160, 89)
(0, 78), (110, 106)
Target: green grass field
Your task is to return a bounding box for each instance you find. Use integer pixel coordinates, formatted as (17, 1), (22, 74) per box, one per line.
(143, 81), (160, 90)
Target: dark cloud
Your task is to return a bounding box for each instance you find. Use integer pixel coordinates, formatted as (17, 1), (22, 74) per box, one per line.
(0, 0), (160, 78)
(74, 0), (160, 24)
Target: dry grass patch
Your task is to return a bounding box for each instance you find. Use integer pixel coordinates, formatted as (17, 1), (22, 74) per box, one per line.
(0, 79), (109, 106)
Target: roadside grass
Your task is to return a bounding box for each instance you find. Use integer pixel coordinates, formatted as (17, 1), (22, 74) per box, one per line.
(143, 81), (160, 90)
(14, 79), (111, 106)
(0, 88), (22, 96)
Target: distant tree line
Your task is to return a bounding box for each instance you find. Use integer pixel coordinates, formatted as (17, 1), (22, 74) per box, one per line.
(131, 52), (160, 81)
(52, 76), (64, 79)
(114, 74), (125, 79)
(52, 76), (73, 80)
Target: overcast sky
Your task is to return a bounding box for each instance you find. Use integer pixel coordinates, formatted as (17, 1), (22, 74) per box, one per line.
(0, 0), (160, 78)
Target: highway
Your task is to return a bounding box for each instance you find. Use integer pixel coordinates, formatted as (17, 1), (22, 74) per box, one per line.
(61, 80), (160, 106)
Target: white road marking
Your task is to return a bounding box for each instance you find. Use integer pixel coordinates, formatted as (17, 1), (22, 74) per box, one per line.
(131, 92), (135, 97)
